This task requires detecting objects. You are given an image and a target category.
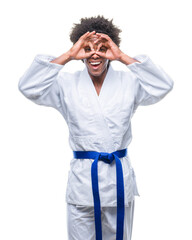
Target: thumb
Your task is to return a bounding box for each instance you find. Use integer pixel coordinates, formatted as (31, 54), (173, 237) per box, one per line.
(95, 51), (106, 58)
(85, 50), (95, 58)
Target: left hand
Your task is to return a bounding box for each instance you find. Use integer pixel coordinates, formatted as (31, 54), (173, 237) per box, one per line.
(94, 33), (123, 61)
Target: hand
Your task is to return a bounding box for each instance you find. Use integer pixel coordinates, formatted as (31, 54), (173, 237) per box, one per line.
(68, 31), (96, 60)
(94, 33), (123, 61)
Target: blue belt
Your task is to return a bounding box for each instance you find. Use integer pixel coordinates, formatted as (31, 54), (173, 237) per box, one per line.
(73, 148), (127, 240)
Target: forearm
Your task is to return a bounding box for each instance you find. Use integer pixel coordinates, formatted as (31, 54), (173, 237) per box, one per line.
(119, 53), (141, 65)
(50, 51), (72, 65)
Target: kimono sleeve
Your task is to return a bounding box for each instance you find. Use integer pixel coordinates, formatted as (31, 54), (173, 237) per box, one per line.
(126, 54), (174, 110)
(18, 54), (66, 117)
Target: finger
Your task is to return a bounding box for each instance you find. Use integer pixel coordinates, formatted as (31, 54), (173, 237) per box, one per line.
(96, 33), (111, 41)
(79, 32), (91, 43)
(95, 41), (109, 50)
(88, 42), (94, 51)
(96, 42), (103, 51)
(85, 50), (95, 58)
(87, 30), (96, 38)
(80, 31), (90, 39)
(93, 37), (102, 45)
(96, 32), (110, 38)
(80, 31), (96, 42)
(95, 50), (106, 58)
(86, 31), (97, 41)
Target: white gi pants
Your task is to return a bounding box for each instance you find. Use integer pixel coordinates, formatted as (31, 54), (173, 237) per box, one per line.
(66, 199), (135, 240)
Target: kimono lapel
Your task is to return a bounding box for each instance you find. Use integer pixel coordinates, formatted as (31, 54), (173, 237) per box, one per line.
(82, 64), (118, 105)
(88, 65), (111, 101)
(78, 64), (120, 152)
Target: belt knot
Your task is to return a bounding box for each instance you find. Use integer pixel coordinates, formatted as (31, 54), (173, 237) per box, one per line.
(98, 152), (114, 164)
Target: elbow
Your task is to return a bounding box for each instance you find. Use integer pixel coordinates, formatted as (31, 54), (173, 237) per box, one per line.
(169, 79), (174, 91)
(18, 78), (30, 98)
(162, 69), (174, 93)
(18, 78), (25, 95)
(165, 77), (174, 94)
(18, 78), (38, 99)
(152, 78), (174, 102)
(159, 79), (174, 100)
(158, 73), (174, 96)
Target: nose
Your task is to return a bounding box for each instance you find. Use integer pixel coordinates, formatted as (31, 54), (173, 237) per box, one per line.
(90, 48), (102, 58)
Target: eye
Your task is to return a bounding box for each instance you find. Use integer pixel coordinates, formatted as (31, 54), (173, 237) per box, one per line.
(99, 47), (107, 52)
(84, 47), (91, 52)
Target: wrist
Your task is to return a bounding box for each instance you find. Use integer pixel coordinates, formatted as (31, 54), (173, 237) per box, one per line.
(65, 50), (74, 61)
(119, 53), (140, 65)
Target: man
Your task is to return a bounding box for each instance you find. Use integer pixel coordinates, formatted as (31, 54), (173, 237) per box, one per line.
(18, 15), (174, 240)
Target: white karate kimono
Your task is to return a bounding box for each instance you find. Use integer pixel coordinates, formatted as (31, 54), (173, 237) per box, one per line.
(18, 54), (174, 208)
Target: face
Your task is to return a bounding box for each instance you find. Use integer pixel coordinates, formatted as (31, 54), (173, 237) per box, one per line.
(83, 35), (109, 78)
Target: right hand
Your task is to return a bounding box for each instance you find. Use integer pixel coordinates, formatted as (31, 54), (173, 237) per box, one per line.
(68, 31), (96, 60)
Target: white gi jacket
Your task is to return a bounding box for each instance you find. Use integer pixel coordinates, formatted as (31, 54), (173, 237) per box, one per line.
(18, 54), (174, 207)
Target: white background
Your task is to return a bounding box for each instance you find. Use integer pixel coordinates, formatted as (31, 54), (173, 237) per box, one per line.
(0, 0), (192, 239)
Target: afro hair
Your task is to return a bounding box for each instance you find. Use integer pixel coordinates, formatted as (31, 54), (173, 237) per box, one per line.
(69, 15), (122, 47)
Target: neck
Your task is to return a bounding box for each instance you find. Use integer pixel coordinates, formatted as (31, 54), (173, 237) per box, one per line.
(89, 65), (109, 87)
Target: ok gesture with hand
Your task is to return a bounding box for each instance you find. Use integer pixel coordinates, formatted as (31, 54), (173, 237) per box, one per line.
(69, 31), (96, 60)
(93, 33), (123, 61)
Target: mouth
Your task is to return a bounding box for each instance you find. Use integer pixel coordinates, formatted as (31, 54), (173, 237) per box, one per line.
(89, 61), (102, 69)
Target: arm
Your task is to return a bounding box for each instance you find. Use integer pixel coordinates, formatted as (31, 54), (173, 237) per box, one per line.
(94, 33), (174, 109)
(18, 31), (97, 112)
(118, 53), (141, 65)
(126, 54), (174, 109)
(49, 52), (71, 65)
(18, 54), (66, 113)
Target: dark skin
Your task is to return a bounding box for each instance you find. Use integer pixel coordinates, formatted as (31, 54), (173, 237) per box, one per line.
(50, 31), (140, 96)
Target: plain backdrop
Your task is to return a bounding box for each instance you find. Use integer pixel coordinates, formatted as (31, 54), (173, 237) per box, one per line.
(0, 0), (192, 239)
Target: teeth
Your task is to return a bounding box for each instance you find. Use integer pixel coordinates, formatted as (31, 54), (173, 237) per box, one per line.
(90, 62), (101, 65)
